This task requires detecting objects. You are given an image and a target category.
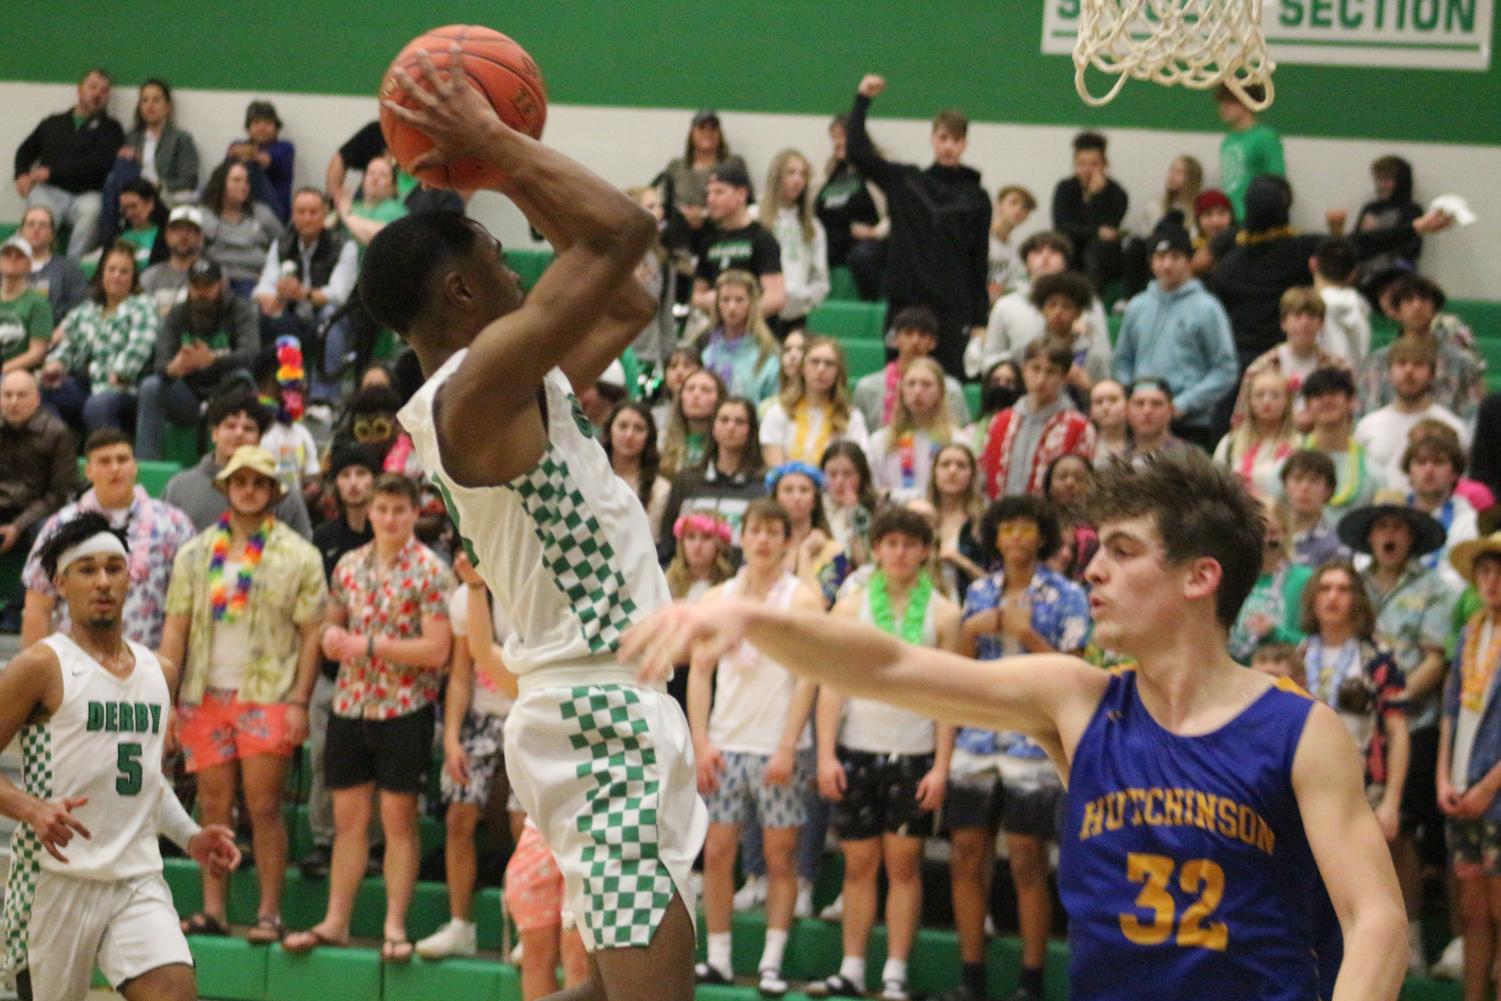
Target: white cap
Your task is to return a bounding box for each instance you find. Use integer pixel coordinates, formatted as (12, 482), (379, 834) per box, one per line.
(167, 205), (204, 229)
(1, 234), (32, 258)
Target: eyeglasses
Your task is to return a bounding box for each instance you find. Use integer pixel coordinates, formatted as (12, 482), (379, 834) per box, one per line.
(354, 416), (393, 440)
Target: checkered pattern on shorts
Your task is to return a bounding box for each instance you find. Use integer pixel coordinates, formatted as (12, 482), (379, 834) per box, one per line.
(509, 445), (640, 654)
(561, 685), (676, 949)
(2, 724), (53, 983)
(704, 750), (814, 829)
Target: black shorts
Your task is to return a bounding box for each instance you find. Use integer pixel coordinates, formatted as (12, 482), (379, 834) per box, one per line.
(1402, 725), (1446, 865)
(997, 775), (1065, 840)
(831, 746), (936, 841)
(944, 762), (1062, 840)
(942, 776), (1003, 835)
(324, 703), (436, 794)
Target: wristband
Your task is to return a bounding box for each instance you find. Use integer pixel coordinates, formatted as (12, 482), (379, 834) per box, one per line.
(157, 788), (202, 852)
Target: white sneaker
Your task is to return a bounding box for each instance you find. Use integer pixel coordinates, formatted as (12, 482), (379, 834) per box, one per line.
(509, 940), (524, 964)
(794, 879), (814, 919)
(819, 892), (844, 921)
(734, 875), (768, 911)
(985, 914), (997, 938)
(415, 918), (477, 960)
(1430, 936), (1464, 979)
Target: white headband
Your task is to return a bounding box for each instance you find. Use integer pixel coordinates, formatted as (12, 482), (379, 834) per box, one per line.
(56, 532), (128, 576)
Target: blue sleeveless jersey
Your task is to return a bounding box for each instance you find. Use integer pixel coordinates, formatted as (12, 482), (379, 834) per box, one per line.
(1059, 668), (1340, 1000)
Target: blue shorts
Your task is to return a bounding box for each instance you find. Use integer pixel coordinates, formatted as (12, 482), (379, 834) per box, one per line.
(704, 749), (815, 829)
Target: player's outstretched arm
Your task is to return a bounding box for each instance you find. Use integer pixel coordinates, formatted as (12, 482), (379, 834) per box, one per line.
(621, 599), (1105, 752)
(1293, 703), (1407, 1001)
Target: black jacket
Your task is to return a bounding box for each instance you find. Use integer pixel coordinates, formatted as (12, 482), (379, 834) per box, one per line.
(14, 111), (124, 194)
(1051, 175), (1129, 257)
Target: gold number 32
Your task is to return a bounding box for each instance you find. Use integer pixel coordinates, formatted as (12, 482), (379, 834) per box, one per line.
(1118, 852), (1229, 951)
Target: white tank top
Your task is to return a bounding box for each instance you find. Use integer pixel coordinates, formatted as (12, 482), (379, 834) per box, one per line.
(399, 355), (670, 675)
(708, 572), (812, 755)
(29, 634), (171, 880)
(840, 584), (939, 755)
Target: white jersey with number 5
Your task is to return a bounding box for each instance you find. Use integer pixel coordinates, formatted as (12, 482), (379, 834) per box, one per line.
(399, 354), (670, 675)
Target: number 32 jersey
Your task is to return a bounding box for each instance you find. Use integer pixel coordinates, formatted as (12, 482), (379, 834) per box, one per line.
(1059, 668), (1338, 1000)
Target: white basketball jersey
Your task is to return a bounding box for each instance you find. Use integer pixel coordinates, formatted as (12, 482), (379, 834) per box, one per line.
(842, 587), (939, 755)
(399, 354), (670, 675)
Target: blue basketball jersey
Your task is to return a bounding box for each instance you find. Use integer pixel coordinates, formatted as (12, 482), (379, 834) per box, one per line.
(1059, 668), (1339, 1000)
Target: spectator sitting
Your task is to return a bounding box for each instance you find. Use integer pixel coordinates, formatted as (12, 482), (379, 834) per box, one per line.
(1354, 335), (1467, 488)
(1409, 417), (1495, 516)
(694, 271), (781, 403)
(847, 74), (991, 380)
(39, 241), (157, 433)
(665, 110), (753, 248)
(19, 205), (88, 321)
(650, 345), (701, 434)
(1281, 449), (1351, 568)
(979, 338), (1096, 498)
(602, 400), (671, 542)
(867, 357), (955, 503)
(1351, 155), (1424, 282)
(1228, 496), (1313, 662)
(1215, 83), (1284, 222)
(13, 68), (124, 260)
(1, 237), (53, 374)
(140, 205), (207, 317)
(761, 336), (868, 466)
(820, 441), (878, 569)
(96, 78), (200, 249)
(853, 306), (969, 432)
(325, 121), (463, 215)
(334, 156), (407, 250)
(1031, 271), (1112, 394)
(0, 370), (75, 628)
(1137, 155), (1202, 238)
(161, 389), (314, 536)
(1300, 366), (1384, 516)
(626, 184), (677, 373)
(20, 427), (194, 649)
(1113, 225), (1237, 450)
(1402, 428), (1478, 587)
(665, 512), (735, 601)
(691, 163), (785, 321)
(1214, 367), (1296, 498)
(226, 100), (295, 222)
(761, 149), (829, 333)
(927, 442), (987, 601)
(1088, 377), (1129, 468)
(660, 367), (725, 477)
(113, 177), (169, 269)
(199, 158), (285, 298)
(1310, 237), (1372, 369)
(1189, 188), (1235, 276)
(135, 258), (260, 461)
(1357, 274), (1483, 425)
(988, 185), (1037, 302)
(1050, 131), (1128, 289)
(965, 360), (1023, 455)
(768, 329), (807, 409)
(659, 396), (766, 564)
(814, 114), (887, 301)
(1121, 377), (1192, 468)
(1232, 286), (1350, 432)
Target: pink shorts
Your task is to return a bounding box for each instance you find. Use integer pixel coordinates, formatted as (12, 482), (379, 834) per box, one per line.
(176, 688), (294, 773)
(505, 823), (565, 932)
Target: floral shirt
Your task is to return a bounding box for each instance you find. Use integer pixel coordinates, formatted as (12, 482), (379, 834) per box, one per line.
(329, 536), (453, 720)
(166, 519), (327, 705)
(1291, 512), (1351, 569)
(1298, 636), (1406, 786)
(1229, 562), (1314, 663)
(22, 485), (196, 648)
(50, 293), (159, 388)
(1357, 314), (1484, 424)
(957, 566), (1089, 759)
(1365, 561), (1459, 730)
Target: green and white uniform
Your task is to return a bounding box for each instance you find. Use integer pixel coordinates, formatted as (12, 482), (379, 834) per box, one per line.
(1, 635), (193, 998)
(400, 356), (706, 951)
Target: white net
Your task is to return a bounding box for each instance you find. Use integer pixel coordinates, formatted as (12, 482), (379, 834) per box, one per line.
(1073, 0), (1275, 110)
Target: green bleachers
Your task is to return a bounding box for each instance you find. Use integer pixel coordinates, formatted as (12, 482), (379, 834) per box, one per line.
(502, 248), (552, 290)
(828, 265), (861, 302)
(73, 458), (182, 499)
(807, 300), (886, 342)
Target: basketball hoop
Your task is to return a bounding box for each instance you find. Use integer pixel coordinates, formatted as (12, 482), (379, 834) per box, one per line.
(1073, 0), (1275, 110)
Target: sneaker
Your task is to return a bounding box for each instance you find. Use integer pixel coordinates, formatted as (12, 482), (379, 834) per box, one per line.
(734, 875), (768, 911)
(821, 974), (865, 997)
(415, 919), (476, 960)
(508, 940), (523, 964)
(878, 979), (911, 1001)
(1430, 936), (1464, 979)
(297, 844), (332, 880)
(794, 879), (814, 919)
(758, 966), (790, 998)
(819, 893), (844, 922)
(695, 962), (733, 986)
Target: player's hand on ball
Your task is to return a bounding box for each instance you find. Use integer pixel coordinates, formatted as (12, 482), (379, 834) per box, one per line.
(189, 824), (242, 877)
(29, 796), (91, 863)
(383, 44), (506, 173)
(858, 74), (887, 98)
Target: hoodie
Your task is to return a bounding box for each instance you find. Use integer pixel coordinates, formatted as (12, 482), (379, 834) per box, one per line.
(1112, 278), (1238, 427)
(1353, 156), (1423, 276)
(1319, 285), (1372, 368)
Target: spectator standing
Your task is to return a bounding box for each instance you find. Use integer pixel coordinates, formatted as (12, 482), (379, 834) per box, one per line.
(815, 115), (887, 301)
(821, 442), (879, 571)
(988, 185), (1037, 301)
(1357, 275), (1484, 425)
(13, 68), (124, 260)
(226, 101), (295, 223)
(1214, 84), (1284, 221)
(1121, 378), (1192, 466)
(325, 121), (464, 215)
(847, 74), (990, 380)
(1189, 188), (1235, 276)
(762, 337), (868, 466)
(1350, 156), (1424, 282)
(199, 159), (285, 297)
(0, 236), (53, 374)
(664, 513), (735, 602)
(1281, 450), (1351, 569)
(19, 206), (88, 321)
(1088, 378), (1130, 468)
(1028, 271), (1112, 389)
(650, 345), (701, 434)
(96, 78), (199, 249)
(1310, 237), (1372, 369)
(1299, 367), (1383, 517)
(1228, 497), (1313, 662)
(602, 400), (671, 542)
(770, 462), (849, 606)
(854, 306), (970, 432)
(1232, 287), (1350, 430)
(695, 272), (781, 404)
(0, 371), (73, 627)
(760, 149), (830, 333)
(1214, 368), (1297, 499)
(691, 165), (785, 321)
(1042, 453), (1100, 582)
(159, 445), (325, 943)
(1354, 336), (1467, 488)
(979, 339), (1096, 498)
(334, 156), (408, 250)
(659, 396), (766, 561)
(867, 358), (955, 503)
(1050, 132), (1128, 289)
(1403, 429), (1479, 587)
(139, 206), (207, 317)
(664, 110), (752, 244)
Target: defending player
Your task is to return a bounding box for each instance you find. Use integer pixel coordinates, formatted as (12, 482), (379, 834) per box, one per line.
(366, 49), (706, 1001)
(0, 513), (240, 1001)
(624, 450), (1408, 1000)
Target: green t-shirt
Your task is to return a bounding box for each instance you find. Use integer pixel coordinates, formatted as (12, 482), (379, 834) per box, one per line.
(121, 225), (158, 268)
(0, 287), (54, 365)
(1220, 123), (1285, 221)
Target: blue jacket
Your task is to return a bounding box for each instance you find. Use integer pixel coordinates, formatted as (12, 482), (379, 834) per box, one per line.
(1444, 615), (1501, 822)
(1112, 278), (1238, 428)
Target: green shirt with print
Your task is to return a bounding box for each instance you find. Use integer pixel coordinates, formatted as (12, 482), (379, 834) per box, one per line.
(0, 287), (54, 365)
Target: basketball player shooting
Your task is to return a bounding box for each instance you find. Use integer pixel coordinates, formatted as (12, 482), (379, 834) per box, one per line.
(624, 451), (1409, 1000)
(368, 48), (707, 1001)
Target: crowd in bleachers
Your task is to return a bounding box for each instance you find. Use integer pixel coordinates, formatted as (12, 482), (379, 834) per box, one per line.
(5, 64), (1501, 1001)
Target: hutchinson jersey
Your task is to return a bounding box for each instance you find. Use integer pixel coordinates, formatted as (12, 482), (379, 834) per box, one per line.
(399, 354), (670, 675)
(1058, 668), (1335, 1000)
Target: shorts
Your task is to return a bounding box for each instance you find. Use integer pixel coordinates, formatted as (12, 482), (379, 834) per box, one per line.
(504, 676), (708, 953)
(325, 704), (436, 794)
(506, 822), (566, 932)
(996, 757), (1065, 839)
(1403, 727), (1446, 866)
(176, 688), (293, 773)
(832, 747), (936, 841)
(943, 774), (1004, 834)
(14, 869), (193, 1000)
(705, 749), (815, 829)
(1448, 816), (1501, 878)
(440, 710), (507, 807)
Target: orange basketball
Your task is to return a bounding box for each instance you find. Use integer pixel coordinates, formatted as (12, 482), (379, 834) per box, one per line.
(379, 24), (547, 190)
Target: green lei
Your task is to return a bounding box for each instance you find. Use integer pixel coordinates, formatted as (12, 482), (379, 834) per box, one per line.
(869, 569), (934, 644)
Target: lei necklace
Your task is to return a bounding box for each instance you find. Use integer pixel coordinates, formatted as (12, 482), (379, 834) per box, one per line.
(208, 513), (271, 622)
(792, 400), (835, 464)
(869, 569), (934, 644)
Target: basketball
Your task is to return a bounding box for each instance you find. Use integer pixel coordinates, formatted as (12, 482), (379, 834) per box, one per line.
(379, 24), (548, 190)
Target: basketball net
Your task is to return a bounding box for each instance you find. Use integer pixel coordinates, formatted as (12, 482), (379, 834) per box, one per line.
(1073, 0), (1275, 110)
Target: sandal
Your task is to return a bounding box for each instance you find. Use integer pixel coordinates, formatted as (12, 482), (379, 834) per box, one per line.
(382, 938), (414, 964)
(280, 928), (348, 954)
(180, 912), (229, 937)
(246, 915), (284, 944)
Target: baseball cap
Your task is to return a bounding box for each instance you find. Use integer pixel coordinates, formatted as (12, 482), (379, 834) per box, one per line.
(691, 109), (721, 128)
(187, 258), (223, 284)
(167, 205), (203, 229)
(709, 162), (751, 191)
(0, 234), (32, 258)
(1151, 226), (1193, 257)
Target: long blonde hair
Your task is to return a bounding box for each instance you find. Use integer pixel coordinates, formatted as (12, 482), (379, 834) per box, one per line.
(778, 335), (854, 436)
(760, 149), (816, 244)
(925, 442), (985, 526)
(1166, 155), (1204, 218)
(1225, 368), (1296, 463)
(661, 368), (726, 477)
(701, 269), (779, 374)
(889, 357), (955, 442)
